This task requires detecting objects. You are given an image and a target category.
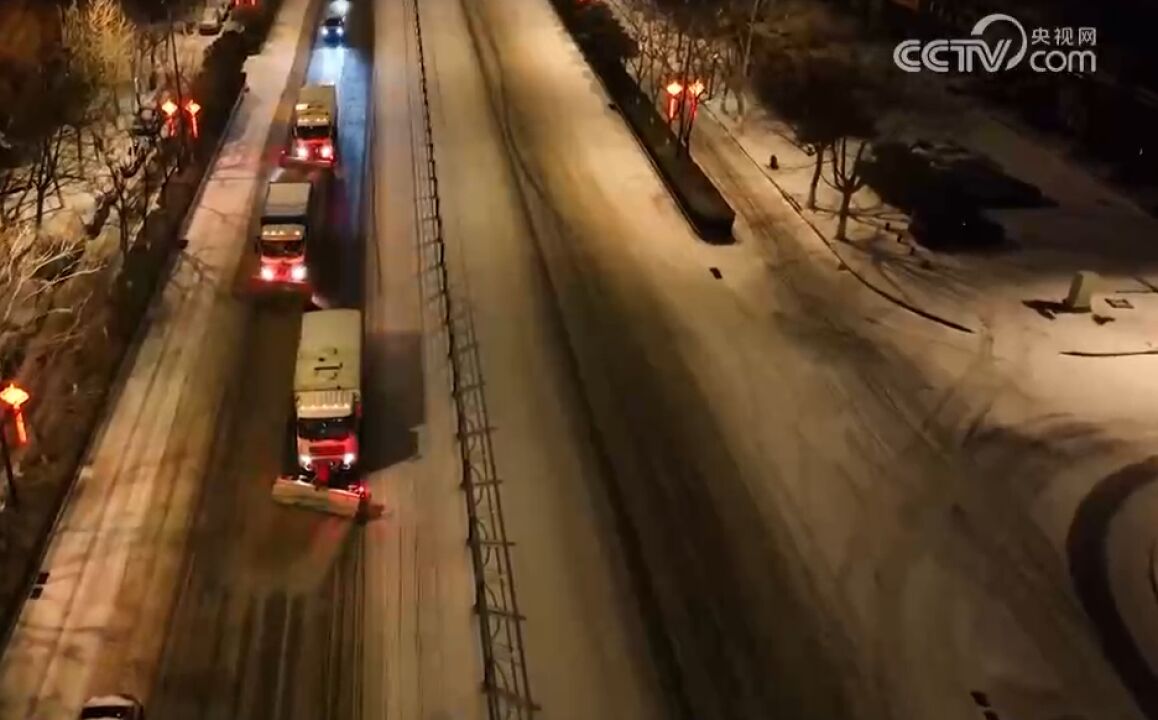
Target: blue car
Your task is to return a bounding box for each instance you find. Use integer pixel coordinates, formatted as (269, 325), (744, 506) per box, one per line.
(322, 14), (345, 42)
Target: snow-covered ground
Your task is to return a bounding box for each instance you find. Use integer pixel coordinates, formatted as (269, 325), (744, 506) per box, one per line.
(6, 0), (1158, 715)
(409, 0), (1158, 717)
(705, 92), (1158, 356)
(0, 0), (317, 715)
(419, 0), (671, 715)
(693, 106), (1158, 719)
(699, 71), (1158, 717)
(360, 0), (483, 715)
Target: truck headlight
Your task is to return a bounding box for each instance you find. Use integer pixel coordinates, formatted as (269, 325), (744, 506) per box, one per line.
(290, 263), (307, 282)
(299, 453), (312, 469)
(260, 265), (275, 281)
(342, 452), (356, 467)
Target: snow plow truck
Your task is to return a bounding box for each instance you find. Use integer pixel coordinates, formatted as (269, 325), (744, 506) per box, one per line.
(272, 308), (381, 518)
(288, 84), (337, 166)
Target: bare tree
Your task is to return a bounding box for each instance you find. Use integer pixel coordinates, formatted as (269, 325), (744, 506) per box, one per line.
(643, 0), (724, 153)
(828, 135), (870, 240)
(133, 29), (169, 99)
(0, 167), (31, 225)
(125, 28), (175, 221)
(173, 37), (201, 87)
(753, 42), (878, 234)
(717, 0), (769, 118)
(619, 0), (676, 97)
(720, 0), (857, 123)
(28, 129), (69, 228)
(11, 40), (103, 226)
(0, 222), (104, 366)
(6, 68), (80, 228)
(752, 51), (825, 208)
(62, 0), (136, 118)
(90, 125), (137, 257)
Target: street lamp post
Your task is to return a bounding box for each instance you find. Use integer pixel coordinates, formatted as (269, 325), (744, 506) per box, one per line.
(665, 78), (707, 153)
(0, 383), (29, 511)
(0, 413), (16, 511)
(161, 98), (179, 138)
(665, 80), (684, 125)
(185, 99), (201, 140)
(167, 5), (187, 167)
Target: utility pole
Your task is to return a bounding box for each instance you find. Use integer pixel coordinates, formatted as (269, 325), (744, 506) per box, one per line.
(167, 4), (188, 167)
(0, 417), (17, 511)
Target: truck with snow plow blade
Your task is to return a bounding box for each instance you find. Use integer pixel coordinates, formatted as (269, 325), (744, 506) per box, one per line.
(257, 179), (313, 285)
(289, 84), (337, 166)
(273, 308), (380, 518)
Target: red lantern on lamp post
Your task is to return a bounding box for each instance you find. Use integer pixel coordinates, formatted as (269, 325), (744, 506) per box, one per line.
(665, 77), (707, 152)
(0, 383), (29, 446)
(160, 98), (179, 137)
(664, 80), (683, 123)
(184, 99), (201, 139)
(0, 382), (29, 510)
(687, 79), (706, 121)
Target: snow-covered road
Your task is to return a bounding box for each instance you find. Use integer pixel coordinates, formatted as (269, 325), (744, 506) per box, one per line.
(0, 0), (321, 715)
(417, 0), (1158, 717)
(141, 0), (487, 715)
(358, 0), (483, 714)
(6, 0), (1158, 714)
(143, 2), (375, 717)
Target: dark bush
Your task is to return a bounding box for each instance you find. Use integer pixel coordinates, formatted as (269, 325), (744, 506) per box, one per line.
(188, 32), (249, 158)
(203, 30), (249, 71)
(571, 2), (637, 64)
(157, 171), (199, 224)
(549, 0), (734, 242)
(110, 168), (199, 338)
(551, 0), (731, 243)
(232, 0), (285, 55)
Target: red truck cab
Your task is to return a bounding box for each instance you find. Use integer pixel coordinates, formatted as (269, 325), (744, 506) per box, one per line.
(257, 180), (312, 285)
(290, 84), (337, 167)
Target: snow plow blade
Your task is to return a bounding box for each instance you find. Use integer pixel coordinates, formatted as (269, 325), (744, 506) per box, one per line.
(271, 475), (363, 518)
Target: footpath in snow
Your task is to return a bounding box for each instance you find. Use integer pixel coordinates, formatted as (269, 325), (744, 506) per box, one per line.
(702, 95), (1158, 355)
(0, 0), (318, 714)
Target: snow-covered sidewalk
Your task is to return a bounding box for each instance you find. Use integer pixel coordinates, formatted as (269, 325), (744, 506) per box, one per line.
(0, 0), (314, 713)
(702, 95), (1158, 354)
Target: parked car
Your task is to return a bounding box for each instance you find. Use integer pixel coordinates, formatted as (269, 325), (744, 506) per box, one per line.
(199, 6), (223, 34)
(321, 13), (345, 42)
(80, 694), (144, 720)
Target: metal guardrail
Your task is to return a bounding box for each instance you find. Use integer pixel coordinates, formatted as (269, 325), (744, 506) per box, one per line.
(406, 0), (538, 716)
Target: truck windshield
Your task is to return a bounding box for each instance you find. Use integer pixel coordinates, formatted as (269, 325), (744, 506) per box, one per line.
(261, 240), (304, 258)
(80, 707), (134, 719)
(298, 416), (353, 441)
(295, 126), (330, 141)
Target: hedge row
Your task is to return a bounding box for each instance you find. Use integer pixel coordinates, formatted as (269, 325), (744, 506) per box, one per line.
(112, 31), (251, 332)
(114, 0), (291, 316)
(232, 0), (286, 56)
(549, 0), (735, 242)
